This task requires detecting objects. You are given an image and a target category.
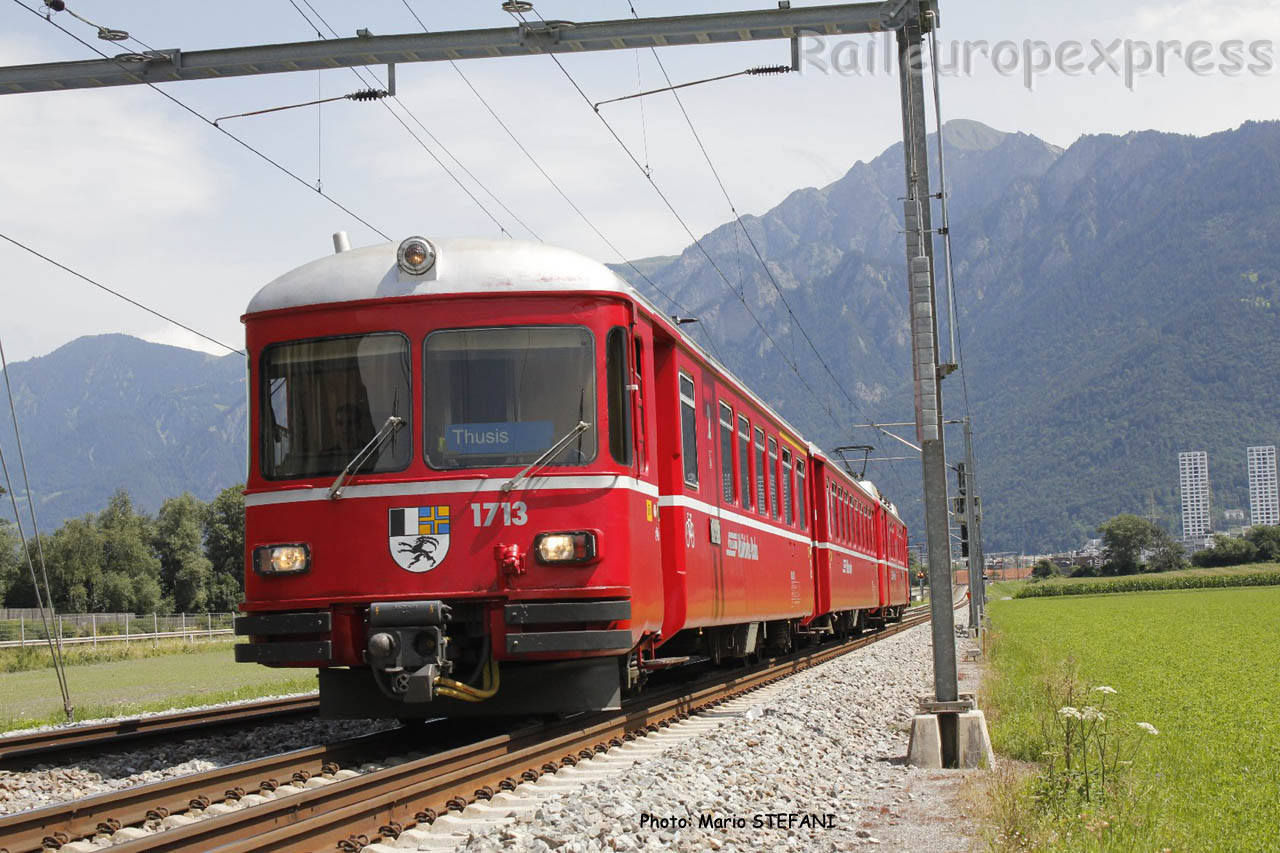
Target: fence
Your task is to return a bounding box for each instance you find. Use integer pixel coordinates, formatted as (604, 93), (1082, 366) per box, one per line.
(0, 612), (236, 649)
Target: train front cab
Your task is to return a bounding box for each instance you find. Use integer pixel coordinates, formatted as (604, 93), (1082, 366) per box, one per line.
(235, 271), (664, 716)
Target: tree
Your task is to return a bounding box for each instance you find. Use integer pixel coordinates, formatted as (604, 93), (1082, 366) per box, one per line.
(44, 516), (104, 611)
(1031, 558), (1058, 580)
(98, 490), (163, 612)
(1145, 537), (1186, 573)
(0, 485), (19, 604)
(204, 484), (245, 611)
(155, 493), (211, 612)
(1192, 534), (1259, 568)
(1245, 525), (1280, 562)
(1097, 514), (1160, 575)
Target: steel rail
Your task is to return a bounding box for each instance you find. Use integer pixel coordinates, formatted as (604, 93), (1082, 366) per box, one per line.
(106, 614), (932, 853)
(0, 717), (516, 853)
(0, 695), (319, 765)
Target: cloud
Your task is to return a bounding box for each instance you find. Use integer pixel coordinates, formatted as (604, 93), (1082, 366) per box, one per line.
(0, 88), (226, 237)
(1132, 0), (1280, 41)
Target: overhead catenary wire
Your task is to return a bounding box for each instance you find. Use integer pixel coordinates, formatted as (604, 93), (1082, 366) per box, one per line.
(0, 232), (245, 356)
(0, 336), (73, 721)
(592, 64), (792, 110)
(522, 3), (913, 502)
(618, 3), (912, 502)
(925, 13), (973, 424)
(284, 0), (536, 241)
(41, 0), (125, 41)
(640, 36), (921, 502)
(396, 0), (714, 345)
(12, 0), (393, 243)
(213, 86), (388, 126)
(514, 7), (846, 385)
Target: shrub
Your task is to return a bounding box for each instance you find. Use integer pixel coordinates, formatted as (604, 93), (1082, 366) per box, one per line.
(1014, 570), (1280, 598)
(1192, 535), (1259, 568)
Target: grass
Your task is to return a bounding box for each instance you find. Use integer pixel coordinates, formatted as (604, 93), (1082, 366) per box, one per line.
(982, 586), (1280, 851)
(0, 644), (316, 732)
(987, 580), (1028, 600)
(1014, 563), (1280, 598)
(0, 637), (241, 673)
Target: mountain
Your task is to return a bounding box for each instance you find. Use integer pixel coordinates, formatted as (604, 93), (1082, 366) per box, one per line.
(614, 119), (1280, 551)
(3, 120), (1278, 551)
(0, 335), (246, 524)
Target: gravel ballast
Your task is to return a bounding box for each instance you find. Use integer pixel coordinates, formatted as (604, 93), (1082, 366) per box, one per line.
(1, 613), (987, 851)
(0, 698), (394, 815)
(442, 614), (984, 852)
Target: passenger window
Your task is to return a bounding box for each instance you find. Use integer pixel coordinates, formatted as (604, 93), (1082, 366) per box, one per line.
(679, 373), (698, 488)
(796, 460), (806, 528)
(768, 438), (779, 519)
(632, 337), (647, 472)
(782, 448), (793, 525)
(719, 402), (735, 503)
(754, 428), (767, 514)
(606, 328), (633, 466)
(738, 415), (752, 511)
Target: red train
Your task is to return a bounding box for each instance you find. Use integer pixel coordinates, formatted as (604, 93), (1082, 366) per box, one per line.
(235, 236), (909, 717)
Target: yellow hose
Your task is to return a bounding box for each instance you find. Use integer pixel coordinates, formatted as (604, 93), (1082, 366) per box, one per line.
(437, 656), (499, 701)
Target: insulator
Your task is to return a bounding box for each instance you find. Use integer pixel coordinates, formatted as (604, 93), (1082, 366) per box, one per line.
(746, 64), (792, 76)
(346, 88), (389, 102)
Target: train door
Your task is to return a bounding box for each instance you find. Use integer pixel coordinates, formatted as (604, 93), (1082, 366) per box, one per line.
(714, 392), (746, 623)
(652, 333), (685, 643)
(652, 342), (720, 638)
(624, 318), (663, 633)
(875, 503), (889, 610)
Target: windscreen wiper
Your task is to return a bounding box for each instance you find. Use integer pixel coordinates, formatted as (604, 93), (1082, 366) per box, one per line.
(328, 415), (405, 500)
(501, 420), (591, 495)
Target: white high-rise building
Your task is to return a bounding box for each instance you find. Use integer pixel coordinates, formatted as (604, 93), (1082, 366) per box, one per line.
(1179, 451), (1211, 540)
(1248, 446), (1279, 527)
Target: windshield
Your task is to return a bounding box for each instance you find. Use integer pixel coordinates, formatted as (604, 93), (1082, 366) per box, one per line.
(425, 326), (596, 470)
(260, 333), (411, 479)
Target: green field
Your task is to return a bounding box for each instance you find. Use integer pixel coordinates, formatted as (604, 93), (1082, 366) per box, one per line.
(983, 586), (1280, 850)
(0, 644), (315, 731)
(1015, 563), (1280, 598)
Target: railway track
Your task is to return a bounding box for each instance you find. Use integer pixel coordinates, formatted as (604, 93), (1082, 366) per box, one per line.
(0, 612), (931, 853)
(0, 695), (319, 766)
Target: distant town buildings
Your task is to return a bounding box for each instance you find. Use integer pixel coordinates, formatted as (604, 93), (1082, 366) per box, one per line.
(1248, 445), (1279, 526)
(1179, 451), (1211, 542)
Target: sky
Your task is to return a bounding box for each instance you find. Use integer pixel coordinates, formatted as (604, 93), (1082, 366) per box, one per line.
(0, 0), (1278, 363)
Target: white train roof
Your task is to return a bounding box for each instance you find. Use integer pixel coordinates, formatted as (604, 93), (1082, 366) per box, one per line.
(246, 237), (632, 315)
(247, 236), (906, 524)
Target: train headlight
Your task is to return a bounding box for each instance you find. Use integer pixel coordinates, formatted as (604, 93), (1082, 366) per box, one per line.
(397, 236), (437, 275)
(253, 544), (311, 575)
(534, 532), (598, 564)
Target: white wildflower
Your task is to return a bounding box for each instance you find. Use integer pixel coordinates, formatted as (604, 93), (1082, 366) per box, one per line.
(1137, 722), (1159, 736)
(1081, 706), (1107, 722)
(1058, 706), (1082, 719)
(1094, 686), (1118, 695)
